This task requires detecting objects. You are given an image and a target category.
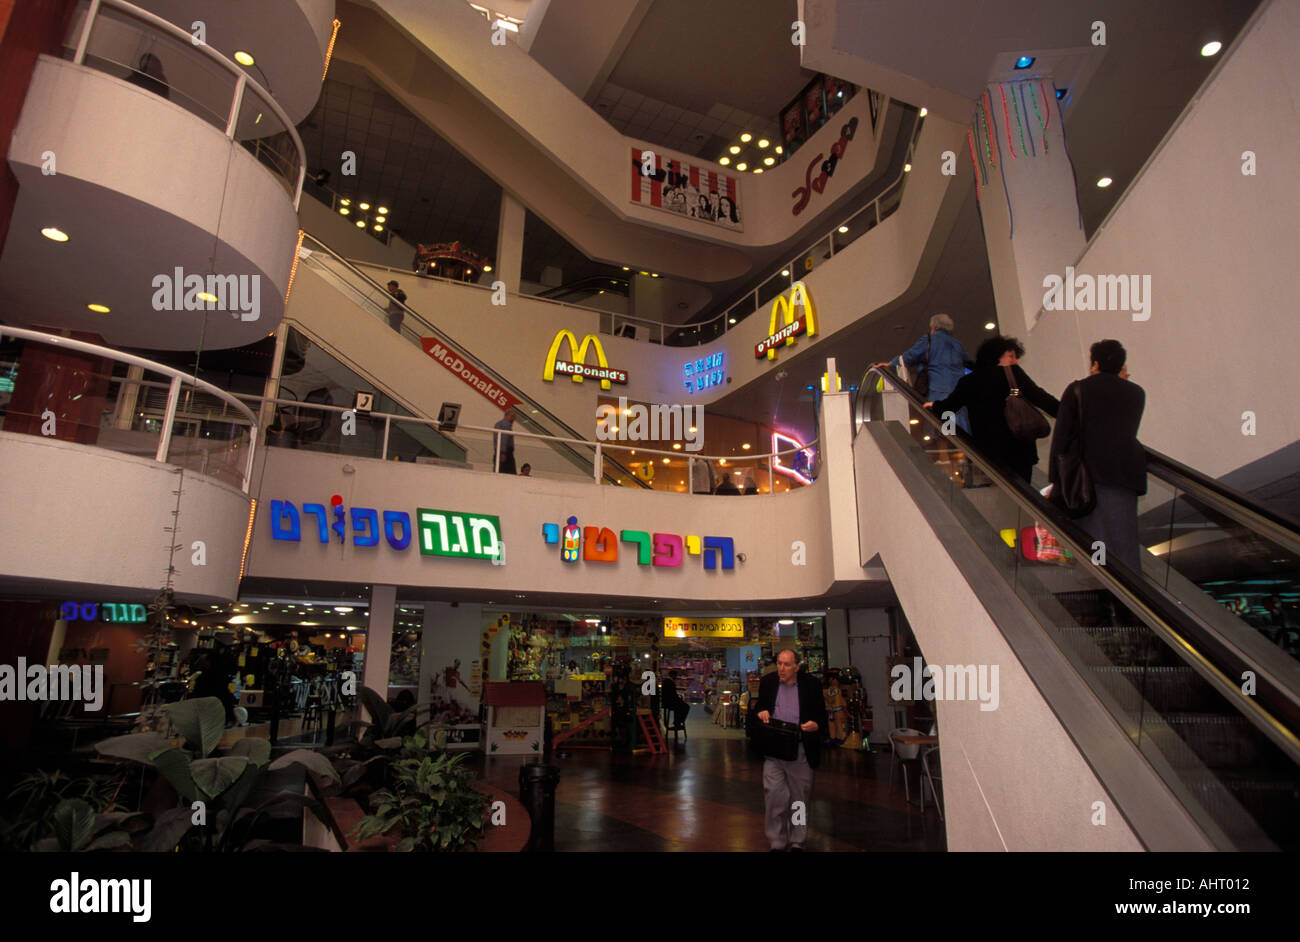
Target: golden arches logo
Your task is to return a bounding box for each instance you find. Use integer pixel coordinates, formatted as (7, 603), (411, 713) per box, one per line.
(543, 330), (626, 390)
(756, 281), (817, 360)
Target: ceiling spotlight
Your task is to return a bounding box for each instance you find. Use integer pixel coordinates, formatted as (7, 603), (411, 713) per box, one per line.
(740, 132), (752, 142)
(340, 199), (351, 206)
(41, 227), (70, 242)
(719, 157), (730, 166)
(742, 443), (751, 450)
(781, 269), (790, 277)
(651, 273), (660, 278)
(753, 168), (763, 174)
(758, 139), (770, 148)
(621, 266), (629, 271)
(373, 224), (383, 231)
(729, 145), (740, 155)
(87, 303), (110, 314)
(234, 51), (255, 66)
(904, 162), (912, 172)
(483, 264), (493, 272)
(672, 443), (682, 449)
(378, 205), (390, 214)
(838, 225), (849, 233)
(339, 207), (350, 215)
(1097, 176), (1113, 188)
(736, 162), (747, 171)
(356, 219), (366, 227)
(1200, 40), (1222, 57)
(359, 202), (370, 210)
(763, 157), (775, 165)
(984, 321), (996, 330)
(919, 107), (928, 117)
(1014, 55), (1035, 69)
(728, 318), (736, 324)
(335, 606), (353, 612)
(775, 146), (783, 155)
(375, 215), (386, 223)
(662, 458), (669, 464)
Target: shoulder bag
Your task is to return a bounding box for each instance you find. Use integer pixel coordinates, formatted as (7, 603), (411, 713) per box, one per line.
(754, 717), (802, 761)
(913, 333), (932, 398)
(1003, 365), (1051, 440)
(1051, 381), (1097, 517)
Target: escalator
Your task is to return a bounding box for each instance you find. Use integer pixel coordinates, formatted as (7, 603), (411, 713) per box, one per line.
(288, 233), (648, 487)
(855, 367), (1300, 851)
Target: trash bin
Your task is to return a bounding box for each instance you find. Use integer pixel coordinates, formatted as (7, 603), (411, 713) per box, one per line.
(518, 762), (560, 852)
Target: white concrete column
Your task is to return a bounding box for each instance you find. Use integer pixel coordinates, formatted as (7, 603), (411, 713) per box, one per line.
(972, 78), (1086, 339)
(362, 585), (397, 713)
(495, 192), (526, 293)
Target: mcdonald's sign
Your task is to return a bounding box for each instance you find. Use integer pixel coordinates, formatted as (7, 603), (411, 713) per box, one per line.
(543, 330), (628, 390)
(755, 281), (817, 360)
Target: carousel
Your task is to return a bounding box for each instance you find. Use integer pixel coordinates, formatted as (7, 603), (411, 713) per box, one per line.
(412, 240), (491, 282)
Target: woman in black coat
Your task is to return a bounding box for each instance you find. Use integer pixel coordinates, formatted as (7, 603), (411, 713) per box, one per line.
(926, 336), (1059, 483)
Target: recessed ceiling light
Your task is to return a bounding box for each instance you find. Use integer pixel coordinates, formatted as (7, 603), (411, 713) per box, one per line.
(984, 321), (996, 330)
(373, 224), (383, 231)
(719, 157), (730, 166)
(1097, 176), (1113, 188)
(753, 168), (763, 174)
(651, 273), (659, 278)
(375, 215), (385, 223)
(87, 303), (110, 314)
(728, 318), (736, 324)
(740, 132), (752, 142)
(1200, 40), (1222, 56)
(672, 443), (682, 449)
(1014, 55), (1035, 69)
(757, 139), (770, 149)
(742, 443), (751, 450)
(909, 419), (920, 425)
(688, 426), (697, 433)
(919, 107), (928, 117)
(378, 205), (390, 214)
(339, 207), (349, 215)
(356, 219), (366, 227)
(763, 157), (774, 165)
(639, 271), (649, 276)
(621, 266), (629, 271)
(736, 162), (747, 171)
(340, 199), (351, 206)
(729, 145), (740, 155)
(483, 264), (493, 272)
(335, 606), (353, 612)
(234, 51), (255, 66)
(781, 269), (790, 277)
(903, 163), (912, 172)
(838, 225), (849, 233)
(662, 458), (669, 464)
(359, 202), (370, 210)
(41, 227), (69, 242)
(775, 146), (783, 155)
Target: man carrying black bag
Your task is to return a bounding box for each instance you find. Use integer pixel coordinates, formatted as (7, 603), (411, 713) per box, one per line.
(755, 649), (828, 851)
(1049, 339), (1147, 573)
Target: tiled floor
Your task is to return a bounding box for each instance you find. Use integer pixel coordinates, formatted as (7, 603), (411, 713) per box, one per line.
(474, 716), (948, 852)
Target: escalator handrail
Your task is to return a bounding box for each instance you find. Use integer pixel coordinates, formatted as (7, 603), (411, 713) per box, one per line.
(856, 365), (1300, 767)
(1144, 448), (1300, 557)
(298, 232), (650, 488)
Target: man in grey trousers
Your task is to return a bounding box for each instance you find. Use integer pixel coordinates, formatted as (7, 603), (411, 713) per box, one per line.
(755, 649), (829, 851)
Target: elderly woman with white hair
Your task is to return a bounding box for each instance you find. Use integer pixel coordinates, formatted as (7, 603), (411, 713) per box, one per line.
(876, 313), (974, 432)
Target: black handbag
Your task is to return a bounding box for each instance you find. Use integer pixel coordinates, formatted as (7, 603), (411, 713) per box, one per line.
(1051, 382), (1097, 518)
(1003, 365), (1051, 440)
(754, 717), (801, 761)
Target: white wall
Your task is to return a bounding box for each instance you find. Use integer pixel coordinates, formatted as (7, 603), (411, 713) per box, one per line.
(0, 433), (249, 602)
(299, 195), (417, 270)
(1023, 0), (1300, 477)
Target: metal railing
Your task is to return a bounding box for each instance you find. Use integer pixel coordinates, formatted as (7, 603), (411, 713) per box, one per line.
(341, 103), (923, 348)
(0, 326), (259, 492)
(66, 0), (306, 208)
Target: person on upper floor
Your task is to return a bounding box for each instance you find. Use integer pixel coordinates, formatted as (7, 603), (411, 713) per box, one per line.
(877, 314), (974, 430)
(926, 335), (1059, 484)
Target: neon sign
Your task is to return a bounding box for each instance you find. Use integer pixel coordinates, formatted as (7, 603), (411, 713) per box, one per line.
(270, 496), (502, 561)
(60, 602), (147, 623)
(541, 517), (736, 570)
(755, 282), (817, 360)
(772, 432), (814, 485)
(684, 353), (724, 393)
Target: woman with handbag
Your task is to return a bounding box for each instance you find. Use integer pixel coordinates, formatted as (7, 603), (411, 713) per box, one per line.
(926, 336), (1059, 483)
(1049, 340), (1147, 573)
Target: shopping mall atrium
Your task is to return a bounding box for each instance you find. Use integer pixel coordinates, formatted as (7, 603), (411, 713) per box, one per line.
(0, 0), (1297, 862)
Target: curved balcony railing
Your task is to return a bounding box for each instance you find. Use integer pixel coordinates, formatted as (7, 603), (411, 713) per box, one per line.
(64, 0), (306, 208)
(0, 326), (259, 493)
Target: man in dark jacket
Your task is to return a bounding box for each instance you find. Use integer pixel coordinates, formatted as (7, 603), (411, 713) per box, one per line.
(755, 649), (829, 851)
(1050, 339), (1146, 572)
(927, 336), (1059, 484)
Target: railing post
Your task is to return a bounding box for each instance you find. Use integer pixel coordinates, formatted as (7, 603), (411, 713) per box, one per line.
(593, 443), (602, 483)
(381, 415), (391, 460)
(155, 375), (183, 463)
(226, 73), (247, 139)
(73, 0), (102, 65)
